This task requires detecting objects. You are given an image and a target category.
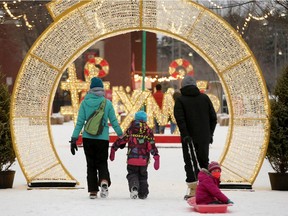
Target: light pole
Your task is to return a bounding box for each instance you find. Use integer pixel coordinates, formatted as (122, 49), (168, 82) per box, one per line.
(274, 32), (278, 84)
(142, 31), (146, 92)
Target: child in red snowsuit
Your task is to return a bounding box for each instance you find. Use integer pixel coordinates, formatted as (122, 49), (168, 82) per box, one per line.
(110, 111), (160, 199)
(196, 161), (234, 205)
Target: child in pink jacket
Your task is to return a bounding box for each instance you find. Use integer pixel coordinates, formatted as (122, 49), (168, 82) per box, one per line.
(196, 161), (234, 205)
(110, 111), (160, 199)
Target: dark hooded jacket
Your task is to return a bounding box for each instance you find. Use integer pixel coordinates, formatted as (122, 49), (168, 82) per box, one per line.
(174, 85), (217, 144)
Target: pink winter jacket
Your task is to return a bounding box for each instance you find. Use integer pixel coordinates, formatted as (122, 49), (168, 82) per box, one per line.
(195, 169), (229, 204)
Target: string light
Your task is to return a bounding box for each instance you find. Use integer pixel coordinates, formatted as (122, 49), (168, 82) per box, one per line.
(134, 74), (205, 84)
(2, 1), (33, 29)
(208, 0), (223, 9)
(134, 74), (180, 83)
(237, 9), (274, 36)
(23, 14), (32, 29)
(3, 2), (22, 19)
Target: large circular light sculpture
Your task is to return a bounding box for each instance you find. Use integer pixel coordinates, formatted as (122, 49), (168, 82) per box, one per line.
(10, 0), (270, 187)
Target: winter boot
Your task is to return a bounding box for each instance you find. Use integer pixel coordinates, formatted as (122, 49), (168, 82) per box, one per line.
(130, 186), (138, 199)
(138, 194), (147, 199)
(100, 180), (109, 198)
(89, 192), (97, 199)
(184, 181), (197, 200)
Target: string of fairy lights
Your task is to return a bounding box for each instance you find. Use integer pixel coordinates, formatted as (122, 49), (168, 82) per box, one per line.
(236, 9), (275, 36)
(1, 1), (51, 29)
(133, 74), (179, 83)
(201, 0), (286, 37)
(2, 1), (33, 29)
(1, 1), (285, 34)
(207, 0), (223, 9)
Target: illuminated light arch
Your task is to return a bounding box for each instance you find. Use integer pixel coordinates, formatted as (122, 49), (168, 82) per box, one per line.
(10, 0), (270, 187)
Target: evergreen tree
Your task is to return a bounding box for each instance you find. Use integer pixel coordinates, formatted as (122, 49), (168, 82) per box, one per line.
(267, 65), (288, 173)
(0, 70), (15, 171)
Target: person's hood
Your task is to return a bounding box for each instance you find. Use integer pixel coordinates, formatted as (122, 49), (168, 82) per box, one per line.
(198, 168), (211, 182)
(198, 168), (221, 185)
(82, 93), (105, 108)
(180, 85), (200, 97)
(130, 120), (149, 135)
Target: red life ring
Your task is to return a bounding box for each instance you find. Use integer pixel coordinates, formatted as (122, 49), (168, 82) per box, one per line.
(169, 58), (194, 78)
(84, 57), (109, 78)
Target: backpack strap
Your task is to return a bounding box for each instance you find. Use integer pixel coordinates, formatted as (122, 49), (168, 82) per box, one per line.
(99, 98), (106, 110)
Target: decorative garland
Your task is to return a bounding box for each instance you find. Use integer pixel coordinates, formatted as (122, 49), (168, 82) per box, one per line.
(84, 57), (109, 78)
(168, 58), (194, 78)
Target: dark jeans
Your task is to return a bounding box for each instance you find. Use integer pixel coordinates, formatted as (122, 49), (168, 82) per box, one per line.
(154, 118), (165, 134)
(126, 165), (149, 197)
(170, 122), (177, 134)
(181, 138), (209, 182)
(83, 138), (110, 192)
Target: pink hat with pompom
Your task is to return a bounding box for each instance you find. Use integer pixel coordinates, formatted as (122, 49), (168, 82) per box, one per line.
(208, 161), (221, 172)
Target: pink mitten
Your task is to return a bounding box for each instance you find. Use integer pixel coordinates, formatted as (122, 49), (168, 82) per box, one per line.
(153, 155), (160, 170)
(110, 147), (116, 161)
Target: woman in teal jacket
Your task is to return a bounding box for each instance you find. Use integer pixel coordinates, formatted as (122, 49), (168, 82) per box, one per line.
(70, 77), (123, 199)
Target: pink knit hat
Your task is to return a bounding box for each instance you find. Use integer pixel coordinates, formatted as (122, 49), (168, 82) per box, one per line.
(208, 161), (221, 172)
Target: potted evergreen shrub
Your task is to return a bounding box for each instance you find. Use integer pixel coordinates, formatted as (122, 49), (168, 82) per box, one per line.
(0, 70), (16, 188)
(266, 65), (288, 190)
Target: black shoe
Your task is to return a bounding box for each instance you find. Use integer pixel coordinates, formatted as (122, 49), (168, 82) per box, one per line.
(89, 192), (97, 199)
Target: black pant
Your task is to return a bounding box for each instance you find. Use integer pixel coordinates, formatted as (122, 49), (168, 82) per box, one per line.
(126, 165), (149, 197)
(181, 139), (209, 182)
(83, 138), (110, 192)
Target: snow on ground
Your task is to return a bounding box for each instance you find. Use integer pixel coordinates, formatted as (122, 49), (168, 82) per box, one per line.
(1, 121), (287, 216)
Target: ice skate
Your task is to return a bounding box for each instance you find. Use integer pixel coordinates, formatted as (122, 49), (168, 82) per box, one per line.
(184, 182), (197, 200)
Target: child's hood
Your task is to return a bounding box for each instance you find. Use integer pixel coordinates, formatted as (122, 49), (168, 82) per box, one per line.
(130, 120), (148, 135)
(198, 168), (211, 181)
(198, 168), (221, 185)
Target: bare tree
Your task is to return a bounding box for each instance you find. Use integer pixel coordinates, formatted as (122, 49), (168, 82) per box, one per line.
(195, 0), (288, 92)
(0, 1), (52, 53)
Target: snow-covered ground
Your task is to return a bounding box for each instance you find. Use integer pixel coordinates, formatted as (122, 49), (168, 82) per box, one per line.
(1, 121), (287, 216)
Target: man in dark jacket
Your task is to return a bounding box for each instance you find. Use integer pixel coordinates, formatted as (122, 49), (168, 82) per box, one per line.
(174, 75), (217, 199)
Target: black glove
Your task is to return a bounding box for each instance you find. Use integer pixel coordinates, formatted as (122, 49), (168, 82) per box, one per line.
(183, 136), (192, 144)
(210, 136), (213, 144)
(70, 137), (78, 155)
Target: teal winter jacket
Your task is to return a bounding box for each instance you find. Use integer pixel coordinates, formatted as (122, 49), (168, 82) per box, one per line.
(71, 93), (123, 140)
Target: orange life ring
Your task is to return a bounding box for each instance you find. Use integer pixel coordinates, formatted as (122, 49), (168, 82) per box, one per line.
(84, 57), (109, 78)
(169, 58), (194, 78)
